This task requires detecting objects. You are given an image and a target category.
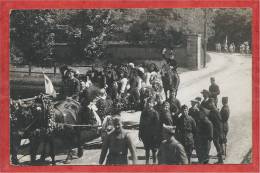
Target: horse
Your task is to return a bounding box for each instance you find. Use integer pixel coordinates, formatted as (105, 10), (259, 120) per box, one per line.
(10, 94), (101, 165)
(161, 63), (180, 99)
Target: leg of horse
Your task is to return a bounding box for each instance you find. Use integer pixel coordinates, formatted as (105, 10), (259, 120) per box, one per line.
(145, 149), (150, 164)
(29, 137), (39, 165)
(48, 136), (56, 165)
(76, 128), (83, 158)
(63, 130), (73, 164)
(10, 134), (21, 165)
(39, 137), (47, 162)
(152, 149), (157, 164)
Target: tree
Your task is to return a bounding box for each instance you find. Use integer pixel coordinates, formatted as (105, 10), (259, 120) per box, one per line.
(10, 10), (54, 64)
(209, 8), (252, 48)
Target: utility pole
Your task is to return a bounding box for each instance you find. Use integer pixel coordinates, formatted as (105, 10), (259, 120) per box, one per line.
(203, 9), (207, 68)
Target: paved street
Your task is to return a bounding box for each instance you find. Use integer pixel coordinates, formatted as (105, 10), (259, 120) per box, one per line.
(17, 52), (252, 165)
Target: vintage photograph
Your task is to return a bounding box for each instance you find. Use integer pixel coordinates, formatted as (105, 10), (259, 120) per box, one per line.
(9, 8), (252, 166)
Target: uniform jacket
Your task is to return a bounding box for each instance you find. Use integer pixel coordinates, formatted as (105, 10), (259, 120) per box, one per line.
(208, 108), (223, 138)
(176, 114), (196, 146)
(198, 117), (213, 140)
(200, 98), (211, 110)
(220, 105), (230, 133)
(158, 137), (188, 165)
(209, 84), (220, 98)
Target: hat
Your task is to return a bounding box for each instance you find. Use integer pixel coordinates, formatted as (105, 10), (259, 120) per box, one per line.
(222, 97), (228, 103)
(129, 63), (135, 68)
(195, 97), (202, 102)
(191, 99), (199, 104)
(138, 67), (145, 74)
(210, 77), (215, 81)
(201, 89), (210, 95)
(162, 124), (176, 135)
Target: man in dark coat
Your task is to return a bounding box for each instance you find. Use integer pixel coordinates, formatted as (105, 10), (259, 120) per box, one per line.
(139, 97), (161, 164)
(208, 99), (224, 163)
(209, 77), (220, 107)
(188, 99), (200, 160)
(197, 108), (213, 164)
(99, 116), (137, 165)
(175, 105), (197, 163)
(158, 124), (188, 165)
(60, 69), (81, 101)
(200, 89), (211, 110)
(219, 97), (230, 157)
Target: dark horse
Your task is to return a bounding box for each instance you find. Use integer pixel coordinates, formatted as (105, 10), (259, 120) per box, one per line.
(161, 63), (180, 99)
(10, 94), (99, 165)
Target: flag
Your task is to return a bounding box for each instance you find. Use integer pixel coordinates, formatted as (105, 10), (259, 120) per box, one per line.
(44, 74), (56, 97)
(225, 35), (228, 46)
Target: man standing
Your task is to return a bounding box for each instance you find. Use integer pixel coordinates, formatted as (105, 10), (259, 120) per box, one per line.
(188, 99), (200, 160)
(220, 97), (230, 157)
(175, 105), (197, 163)
(200, 89), (211, 110)
(209, 77), (220, 107)
(208, 99), (224, 163)
(158, 124), (188, 165)
(139, 97), (161, 164)
(99, 116), (137, 165)
(60, 69), (81, 101)
(197, 108), (213, 164)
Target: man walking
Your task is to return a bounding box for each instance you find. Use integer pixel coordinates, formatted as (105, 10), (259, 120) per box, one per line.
(208, 99), (224, 163)
(175, 105), (197, 163)
(158, 124), (188, 165)
(220, 97), (230, 157)
(99, 116), (137, 165)
(139, 97), (161, 164)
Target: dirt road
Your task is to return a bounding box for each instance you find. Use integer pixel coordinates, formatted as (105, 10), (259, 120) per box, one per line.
(17, 52), (252, 165)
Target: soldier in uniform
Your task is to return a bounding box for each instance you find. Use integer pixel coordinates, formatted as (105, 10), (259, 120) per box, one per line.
(209, 77), (220, 107)
(208, 99), (224, 163)
(220, 97), (230, 157)
(157, 124), (188, 165)
(197, 108), (213, 164)
(188, 99), (200, 160)
(99, 116), (137, 165)
(139, 97), (161, 164)
(60, 69), (81, 101)
(200, 89), (211, 110)
(175, 105), (196, 163)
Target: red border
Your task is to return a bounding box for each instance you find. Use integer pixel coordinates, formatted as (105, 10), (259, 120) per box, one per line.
(0, 0), (259, 172)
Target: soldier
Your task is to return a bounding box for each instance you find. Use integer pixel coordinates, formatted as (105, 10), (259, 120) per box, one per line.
(175, 105), (196, 163)
(157, 124), (188, 165)
(99, 116), (137, 165)
(139, 97), (161, 164)
(200, 89), (211, 110)
(209, 77), (220, 107)
(60, 69), (81, 101)
(208, 99), (224, 163)
(188, 99), (200, 160)
(220, 97), (230, 157)
(197, 108), (213, 164)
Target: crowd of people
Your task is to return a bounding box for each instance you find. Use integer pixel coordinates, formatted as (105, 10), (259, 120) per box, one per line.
(215, 41), (250, 54)
(57, 49), (230, 165)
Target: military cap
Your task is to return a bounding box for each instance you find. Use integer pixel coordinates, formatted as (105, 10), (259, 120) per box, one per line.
(210, 77), (215, 81)
(222, 97), (228, 103)
(191, 99), (199, 104)
(195, 97), (202, 102)
(201, 89), (210, 95)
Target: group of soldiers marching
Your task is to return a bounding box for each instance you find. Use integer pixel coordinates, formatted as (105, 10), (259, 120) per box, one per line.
(215, 42), (250, 54)
(58, 49), (230, 165)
